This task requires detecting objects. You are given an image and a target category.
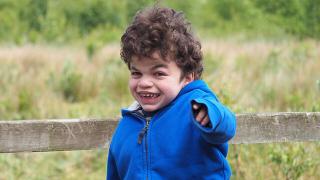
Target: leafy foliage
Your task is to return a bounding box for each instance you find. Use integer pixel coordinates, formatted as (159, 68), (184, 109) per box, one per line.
(0, 0), (319, 44)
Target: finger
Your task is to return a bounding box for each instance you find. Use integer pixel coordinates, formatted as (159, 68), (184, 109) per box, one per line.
(195, 108), (207, 122)
(201, 116), (210, 126)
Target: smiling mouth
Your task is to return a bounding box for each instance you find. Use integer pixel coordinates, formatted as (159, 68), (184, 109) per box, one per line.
(138, 92), (160, 98)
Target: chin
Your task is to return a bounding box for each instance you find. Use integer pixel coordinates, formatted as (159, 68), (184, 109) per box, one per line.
(141, 104), (161, 112)
(142, 106), (157, 112)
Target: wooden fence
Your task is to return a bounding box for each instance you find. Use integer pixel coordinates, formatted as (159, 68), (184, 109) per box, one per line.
(0, 112), (319, 153)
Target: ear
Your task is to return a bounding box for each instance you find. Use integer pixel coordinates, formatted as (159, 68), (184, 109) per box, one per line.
(183, 72), (195, 86)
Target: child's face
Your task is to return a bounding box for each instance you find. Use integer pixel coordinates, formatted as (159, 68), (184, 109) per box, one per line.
(129, 52), (193, 112)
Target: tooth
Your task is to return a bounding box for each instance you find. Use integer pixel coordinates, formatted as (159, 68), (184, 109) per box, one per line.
(139, 93), (158, 98)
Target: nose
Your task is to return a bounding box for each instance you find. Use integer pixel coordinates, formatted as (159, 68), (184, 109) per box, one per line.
(138, 76), (153, 88)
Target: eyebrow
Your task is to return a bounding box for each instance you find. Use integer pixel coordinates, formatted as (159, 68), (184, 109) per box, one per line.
(130, 66), (139, 71)
(130, 63), (168, 71)
(151, 64), (168, 70)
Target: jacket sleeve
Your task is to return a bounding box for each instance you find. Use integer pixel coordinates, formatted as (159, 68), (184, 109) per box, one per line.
(106, 148), (120, 180)
(191, 96), (236, 144)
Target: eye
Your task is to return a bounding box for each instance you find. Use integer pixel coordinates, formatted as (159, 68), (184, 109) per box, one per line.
(130, 71), (141, 78)
(154, 72), (167, 77)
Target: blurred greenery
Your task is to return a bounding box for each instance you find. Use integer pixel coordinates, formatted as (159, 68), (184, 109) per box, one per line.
(0, 0), (320, 180)
(0, 39), (319, 180)
(0, 0), (320, 45)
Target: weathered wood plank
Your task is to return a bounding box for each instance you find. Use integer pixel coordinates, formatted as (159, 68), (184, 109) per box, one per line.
(0, 112), (319, 153)
(230, 112), (320, 144)
(0, 119), (119, 153)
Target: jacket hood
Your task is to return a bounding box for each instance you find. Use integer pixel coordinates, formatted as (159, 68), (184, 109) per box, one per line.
(177, 80), (219, 101)
(179, 80), (210, 96)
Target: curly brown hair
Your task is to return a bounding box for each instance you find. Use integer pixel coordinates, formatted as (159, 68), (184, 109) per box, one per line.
(120, 6), (203, 79)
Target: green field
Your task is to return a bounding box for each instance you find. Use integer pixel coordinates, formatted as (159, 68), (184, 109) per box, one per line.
(0, 39), (319, 179)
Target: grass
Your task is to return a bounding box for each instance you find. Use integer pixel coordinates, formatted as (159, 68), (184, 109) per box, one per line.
(0, 39), (319, 179)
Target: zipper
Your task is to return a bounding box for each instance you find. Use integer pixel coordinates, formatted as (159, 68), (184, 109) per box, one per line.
(137, 117), (151, 180)
(138, 117), (151, 144)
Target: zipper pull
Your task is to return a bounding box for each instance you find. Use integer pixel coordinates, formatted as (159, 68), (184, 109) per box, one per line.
(138, 117), (151, 144)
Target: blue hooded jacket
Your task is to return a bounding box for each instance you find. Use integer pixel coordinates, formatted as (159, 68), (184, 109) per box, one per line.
(107, 80), (236, 179)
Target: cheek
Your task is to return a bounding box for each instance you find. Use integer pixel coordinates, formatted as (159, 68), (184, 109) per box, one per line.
(163, 81), (183, 97)
(128, 79), (137, 93)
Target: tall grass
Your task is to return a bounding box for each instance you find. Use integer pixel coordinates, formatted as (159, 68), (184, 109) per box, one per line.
(0, 40), (319, 179)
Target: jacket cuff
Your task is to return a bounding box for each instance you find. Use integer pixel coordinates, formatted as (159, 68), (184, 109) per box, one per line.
(191, 98), (235, 144)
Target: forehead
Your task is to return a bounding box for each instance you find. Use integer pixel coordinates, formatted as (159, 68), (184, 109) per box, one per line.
(130, 51), (174, 69)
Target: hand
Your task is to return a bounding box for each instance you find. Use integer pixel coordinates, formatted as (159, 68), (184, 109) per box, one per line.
(192, 102), (210, 126)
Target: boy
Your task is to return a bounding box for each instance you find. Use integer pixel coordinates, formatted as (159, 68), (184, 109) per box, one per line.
(107, 6), (236, 180)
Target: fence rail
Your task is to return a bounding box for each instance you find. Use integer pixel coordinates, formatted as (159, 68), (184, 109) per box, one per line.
(0, 112), (319, 153)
